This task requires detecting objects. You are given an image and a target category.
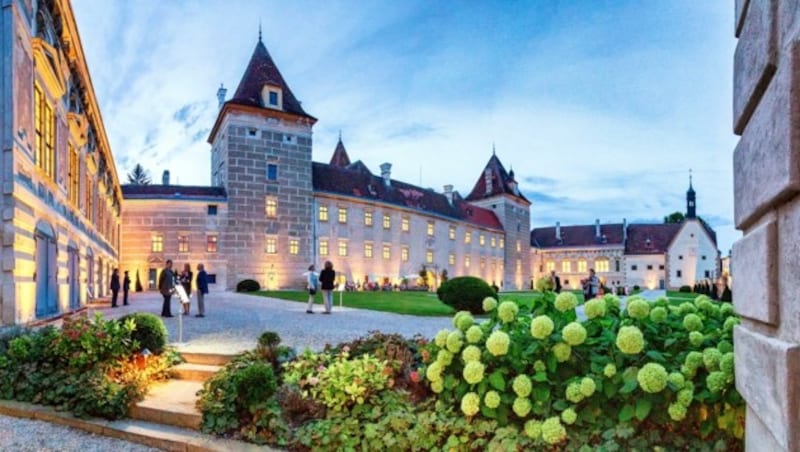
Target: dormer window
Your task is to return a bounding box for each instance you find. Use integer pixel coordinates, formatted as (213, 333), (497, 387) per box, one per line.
(261, 85), (282, 110)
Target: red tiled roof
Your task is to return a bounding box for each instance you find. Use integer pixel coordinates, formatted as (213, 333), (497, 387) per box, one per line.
(465, 154), (529, 204)
(228, 39), (315, 121)
(329, 138), (351, 167)
(625, 223), (683, 254)
(312, 162), (503, 231)
(531, 224), (625, 248)
(121, 185), (227, 200)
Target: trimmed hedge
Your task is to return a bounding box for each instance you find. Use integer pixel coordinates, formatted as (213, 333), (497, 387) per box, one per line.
(236, 279), (261, 292)
(679, 285), (692, 293)
(436, 276), (497, 314)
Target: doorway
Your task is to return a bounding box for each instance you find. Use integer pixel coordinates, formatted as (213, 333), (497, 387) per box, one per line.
(34, 222), (58, 318)
(68, 244), (80, 309)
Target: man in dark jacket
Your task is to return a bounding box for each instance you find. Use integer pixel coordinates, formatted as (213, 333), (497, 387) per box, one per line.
(195, 263), (209, 318)
(158, 260), (175, 317)
(122, 271), (131, 306)
(110, 269), (121, 308)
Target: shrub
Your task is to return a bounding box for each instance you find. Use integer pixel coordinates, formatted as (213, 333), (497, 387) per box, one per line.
(236, 279), (261, 292)
(118, 312), (168, 354)
(437, 277), (498, 314)
(679, 285), (692, 293)
(0, 325), (30, 355)
(235, 362), (278, 408)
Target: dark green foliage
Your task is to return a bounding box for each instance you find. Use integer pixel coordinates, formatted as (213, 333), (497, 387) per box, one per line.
(679, 285), (692, 293)
(436, 276), (497, 314)
(236, 279), (261, 292)
(258, 331), (281, 349)
(721, 286), (732, 302)
(118, 312), (168, 354)
(235, 363), (277, 409)
(0, 325), (31, 355)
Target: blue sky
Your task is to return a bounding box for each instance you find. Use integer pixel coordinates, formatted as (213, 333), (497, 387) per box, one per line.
(72, 1), (738, 253)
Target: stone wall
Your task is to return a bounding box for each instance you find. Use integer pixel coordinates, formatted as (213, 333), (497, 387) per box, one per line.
(731, 0), (800, 450)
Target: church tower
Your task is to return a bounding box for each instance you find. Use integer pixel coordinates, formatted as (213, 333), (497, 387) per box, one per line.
(686, 172), (697, 219)
(207, 33), (317, 290)
(465, 152), (531, 290)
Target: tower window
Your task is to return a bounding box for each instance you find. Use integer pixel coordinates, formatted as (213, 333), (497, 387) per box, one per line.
(207, 205), (218, 215)
(267, 164), (278, 181)
(268, 91), (278, 106)
(676, 270), (682, 278)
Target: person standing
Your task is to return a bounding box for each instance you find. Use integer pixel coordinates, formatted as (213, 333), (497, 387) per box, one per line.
(110, 269), (121, 308)
(583, 268), (599, 301)
(306, 264), (320, 314)
(319, 261), (336, 314)
(179, 263), (193, 315)
(158, 260), (175, 317)
(122, 271), (131, 306)
(550, 270), (562, 294)
(195, 263), (208, 318)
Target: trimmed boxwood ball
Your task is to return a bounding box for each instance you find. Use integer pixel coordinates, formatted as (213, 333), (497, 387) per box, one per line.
(436, 276), (498, 314)
(118, 312), (168, 354)
(236, 279), (261, 292)
(234, 362), (277, 409)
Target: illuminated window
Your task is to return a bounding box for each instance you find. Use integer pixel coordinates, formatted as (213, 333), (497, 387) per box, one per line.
(465, 230), (472, 244)
(499, 237), (505, 248)
(338, 240), (348, 257)
(289, 239), (299, 255)
(206, 235), (218, 253)
(516, 259), (522, 272)
(338, 207), (348, 224)
(490, 236), (496, 248)
(151, 234), (163, 253)
(449, 225), (456, 240)
(68, 146), (79, 206)
(384, 214), (392, 230)
(596, 260), (609, 273)
(364, 242), (373, 258)
(85, 181), (94, 222)
(562, 261), (571, 273)
(546, 261), (555, 272)
(516, 240), (521, 253)
(449, 253), (455, 265)
(178, 235), (189, 253)
(319, 205), (328, 222)
(480, 258), (486, 269)
(479, 234), (485, 246)
(426, 250), (434, 264)
(265, 196), (277, 218)
(319, 239), (329, 256)
(401, 215), (408, 231)
(364, 210), (373, 226)
(382, 244), (391, 260)
(427, 221), (435, 237)
(34, 85), (55, 182)
(265, 236), (277, 254)
(465, 256), (471, 268)
(577, 260), (587, 273)
(401, 246), (409, 262)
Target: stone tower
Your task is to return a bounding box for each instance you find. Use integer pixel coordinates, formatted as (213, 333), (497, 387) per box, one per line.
(207, 35), (317, 290)
(465, 153), (531, 290)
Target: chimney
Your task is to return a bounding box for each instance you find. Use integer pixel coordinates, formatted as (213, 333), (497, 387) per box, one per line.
(484, 168), (493, 194)
(595, 219), (601, 239)
(380, 163), (392, 187)
(443, 184), (454, 205)
(162, 170), (170, 186)
(623, 218), (628, 242)
(555, 221), (561, 240)
(216, 83), (227, 109)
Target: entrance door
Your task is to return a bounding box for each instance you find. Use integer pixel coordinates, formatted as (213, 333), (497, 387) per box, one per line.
(148, 268), (157, 290)
(98, 257), (104, 297)
(68, 246), (80, 309)
(34, 227), (58, 317)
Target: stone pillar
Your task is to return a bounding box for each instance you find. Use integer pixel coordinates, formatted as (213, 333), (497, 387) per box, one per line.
(731, 1), (800, 450)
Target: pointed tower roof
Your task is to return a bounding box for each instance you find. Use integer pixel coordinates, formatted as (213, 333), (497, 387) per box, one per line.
(687, 170), (695, 195)
(228, 38), (314, 120)
(330, 134), (351, 167)
(465, 153), (530, 203)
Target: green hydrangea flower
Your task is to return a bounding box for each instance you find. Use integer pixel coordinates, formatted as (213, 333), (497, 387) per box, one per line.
(455, 312), (475, 331)
(626, 298), (650, 319)
(654, 296), (671, 307)
(497, 301), (519, 323)
(668, 402), (687, 421)
(696, 299), (714, 314)
(524, 420), (542, 439)
(463, 361), (486, 385)
(637, 363), (668, 393)
(541, 416), (567, 445)
(717, 340), (734, 354)
(603, 294), (621, 309)
(565, 382), (584, 403)
(434, 329), (450, 348)
(580, 377), (596, 397)
(426, 362), (443, 382)
(681, 364), (696, 380)
(461, 392), (480, 416)
(615, 326), (645, 355)
(436, 350), (453, 366)
(603, 363), (617, 378)
(706, 371), (729, 393)
(552, 342), (572, 362)
(679, 302), (697, 315)
(584, 298), (607, 319)
(683, 313), (703, 332)
(649, 306), (667, 323)
(531, 315), (555, 339)
(561, 408), (577, 425)
(484, 390), (501, 409)
(723, 316), (740, 332)
(533, 360), (546, 373)
(513, 397), (532, 417)
(446, 331), (464, 353)
(512, 374), (533, 398)
(677, 389), (693, 407)
(486, 330), (510, 356)
(693, 294), (711, 307)
(465, 325), (483, 344)
(562, 322), (587, 346)
(689, 331), (704, 347)
(720, 303), (734, 316)
(555, 292), (578, 312)
(668, 372), (685, 388)
(685, 351), (704, 370)
(703, 348), (722, 371)
(482, 297), (498, 313)
(461, 345), (481, 363)
(431, 380), (444, 393)
(720, 352), (734, 375)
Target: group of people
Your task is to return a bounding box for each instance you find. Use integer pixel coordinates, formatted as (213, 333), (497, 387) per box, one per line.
(305, 261), (336, 314)
(549, 268), (601, 300)
(108, 269), (131, 308)
(156, 260), (210, 318)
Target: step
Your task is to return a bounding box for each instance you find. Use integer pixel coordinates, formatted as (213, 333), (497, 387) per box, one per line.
(172, 363), (222, 382)
(129, 380), (203, 430)
(180, 351), (238, 366)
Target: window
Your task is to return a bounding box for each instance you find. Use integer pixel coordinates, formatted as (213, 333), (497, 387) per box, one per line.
(631, 265), (638, 271)
(546, 261), (555, 272)
(151, 234), (163, 253)
(265, 196), (277, 218)
(385, 214), (393, 230)
(67, 146), (79, 206)
(702, 255), (707, 260)
(265, 236), (277, 254)
(647, 265), (653, 270)
(615, 260), (620, 272)
(338, 207), (348, 224)
(319, 205), (329, 222)
(516, 240), (521, 252)
(401, 246), (409, 262)
(678, 255), (683, 260)
(338, 240), (348, 257)
(268, 91), (279, 106)
(207, 205), (218, 215)
(426, 251), (434, 264)
(382, 244), (391, 260)
(267, 164), (278, 181)
(289, 239), (299, 255)
(577, 260), (587, 273)
(364, 210), (373, 226)
(465, 230), (472, 244)
(704, 270), (711, 278)
(178, 235), (189, 253)
(478, 258), (485, 269)
(676, 270), (682, 278)
(34, 85), (55, 181)
(319, 239), (329, 256)
(248, 128), (257, 137)
(85, 181), (94, 222)
(562, 261), (571, 273)
(449, 225), (456, 240)
(479, 234), (485, 246)
(499, 237), (505, 248)
(427, 221), (435, 237)
(465, 256), (471, 268)
(659, 265), (665, 270)
(596, 260), (609, 273)
(364, 242), (373, 258)
(449, 253), (455, 265)
(206, 235), (218, 253)
(491, 236), (496, 248)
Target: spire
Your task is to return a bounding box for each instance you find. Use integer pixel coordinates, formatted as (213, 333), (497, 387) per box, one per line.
(686, 169), (697, 219)
(330, 134), (351, 167)
(258, 21), (262, 43)
(465, 153), (529, 203)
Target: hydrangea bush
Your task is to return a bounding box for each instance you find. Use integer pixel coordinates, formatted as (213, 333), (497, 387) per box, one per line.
(418, 293), (744, 449)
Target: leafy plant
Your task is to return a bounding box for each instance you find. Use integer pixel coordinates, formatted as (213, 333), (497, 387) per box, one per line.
(436, 276), (497, 314)
(117, 312), (168, 354)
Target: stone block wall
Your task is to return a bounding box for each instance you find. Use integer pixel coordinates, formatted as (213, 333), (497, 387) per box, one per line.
(731, 0), (800, 450)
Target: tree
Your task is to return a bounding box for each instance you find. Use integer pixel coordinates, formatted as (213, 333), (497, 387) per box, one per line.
(663, 211), (685, 224)
(127, 164), (151, 185)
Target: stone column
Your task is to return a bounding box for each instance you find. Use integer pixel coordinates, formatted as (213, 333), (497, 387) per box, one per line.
(731, 1), (800, 450)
